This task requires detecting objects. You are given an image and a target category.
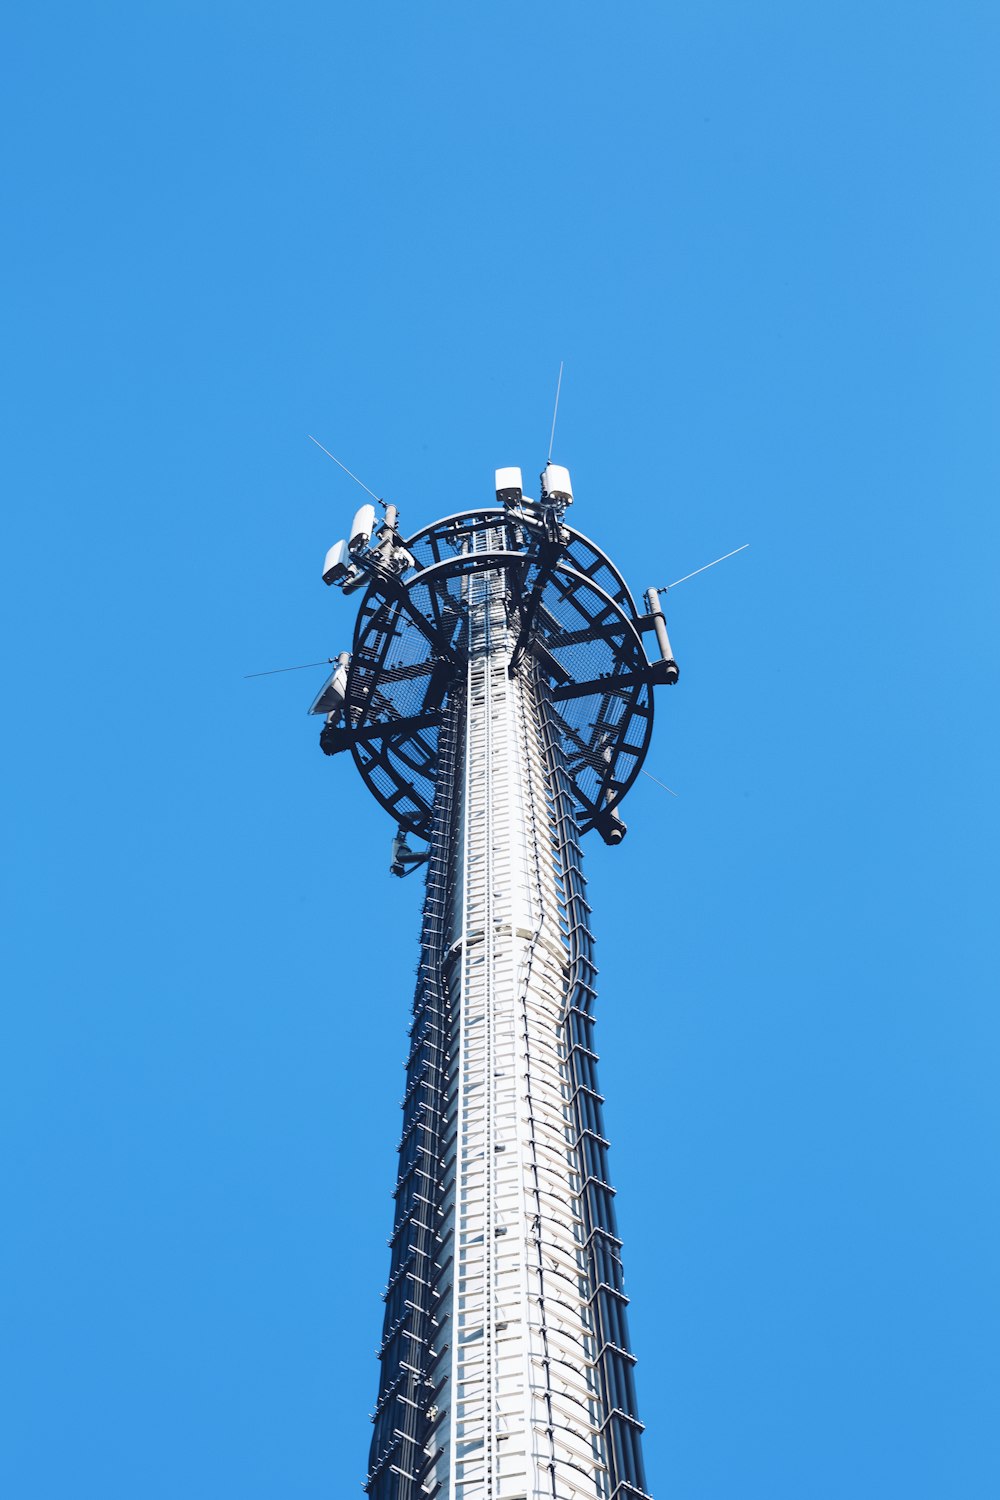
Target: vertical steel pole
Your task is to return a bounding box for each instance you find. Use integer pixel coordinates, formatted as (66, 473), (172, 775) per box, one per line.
(644, 587), (679, 684)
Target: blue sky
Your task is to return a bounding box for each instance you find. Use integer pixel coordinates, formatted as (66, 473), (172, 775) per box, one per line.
(4, 3), (998, 1496)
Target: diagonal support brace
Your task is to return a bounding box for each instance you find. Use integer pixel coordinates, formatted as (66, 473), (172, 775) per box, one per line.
(507, 526), (569, 677)
(320, 710), (444, 757)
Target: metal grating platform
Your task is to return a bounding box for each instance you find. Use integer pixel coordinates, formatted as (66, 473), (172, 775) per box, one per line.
(337, 509), (655, 840)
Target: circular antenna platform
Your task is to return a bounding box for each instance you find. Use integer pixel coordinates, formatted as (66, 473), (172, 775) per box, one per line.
(342, 509), (654, 840)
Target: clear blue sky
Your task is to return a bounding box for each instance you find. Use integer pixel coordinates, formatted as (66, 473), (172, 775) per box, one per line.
(4, 4), (998, 1496)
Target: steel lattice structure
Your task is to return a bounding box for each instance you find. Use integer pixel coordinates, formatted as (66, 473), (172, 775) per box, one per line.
(312, 466), (678, 1500)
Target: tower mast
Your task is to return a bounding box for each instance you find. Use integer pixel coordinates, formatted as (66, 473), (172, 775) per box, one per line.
(313, 464), (678, 1500)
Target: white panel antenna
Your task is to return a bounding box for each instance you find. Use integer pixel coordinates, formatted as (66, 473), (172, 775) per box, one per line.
(322, 539), (352, 585)
(349, 503), (376, 553)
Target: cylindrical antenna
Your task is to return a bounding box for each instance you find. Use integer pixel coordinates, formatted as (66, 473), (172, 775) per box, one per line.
(657, 543), (749, 592)
(547, 361), (564, 463)
(641, 767), (679, 797)
(244, 657), (334, 679)
(308, 434), (385, 506)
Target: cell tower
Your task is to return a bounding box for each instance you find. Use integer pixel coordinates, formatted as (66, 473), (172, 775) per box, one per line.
(313, 460), (678, 1500)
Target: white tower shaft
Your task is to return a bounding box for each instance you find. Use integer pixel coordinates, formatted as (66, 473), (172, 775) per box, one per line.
(435, 547), (605, 1499)
(361, 513), (652, 1500)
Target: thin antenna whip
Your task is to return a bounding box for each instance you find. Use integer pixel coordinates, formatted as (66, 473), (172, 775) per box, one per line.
(244, 657), (334, 680)
(659, 543), (749, 592)
(547, 361), (564, 463)
(308, 435), (383, 505)
(641, 768), (679, 797)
